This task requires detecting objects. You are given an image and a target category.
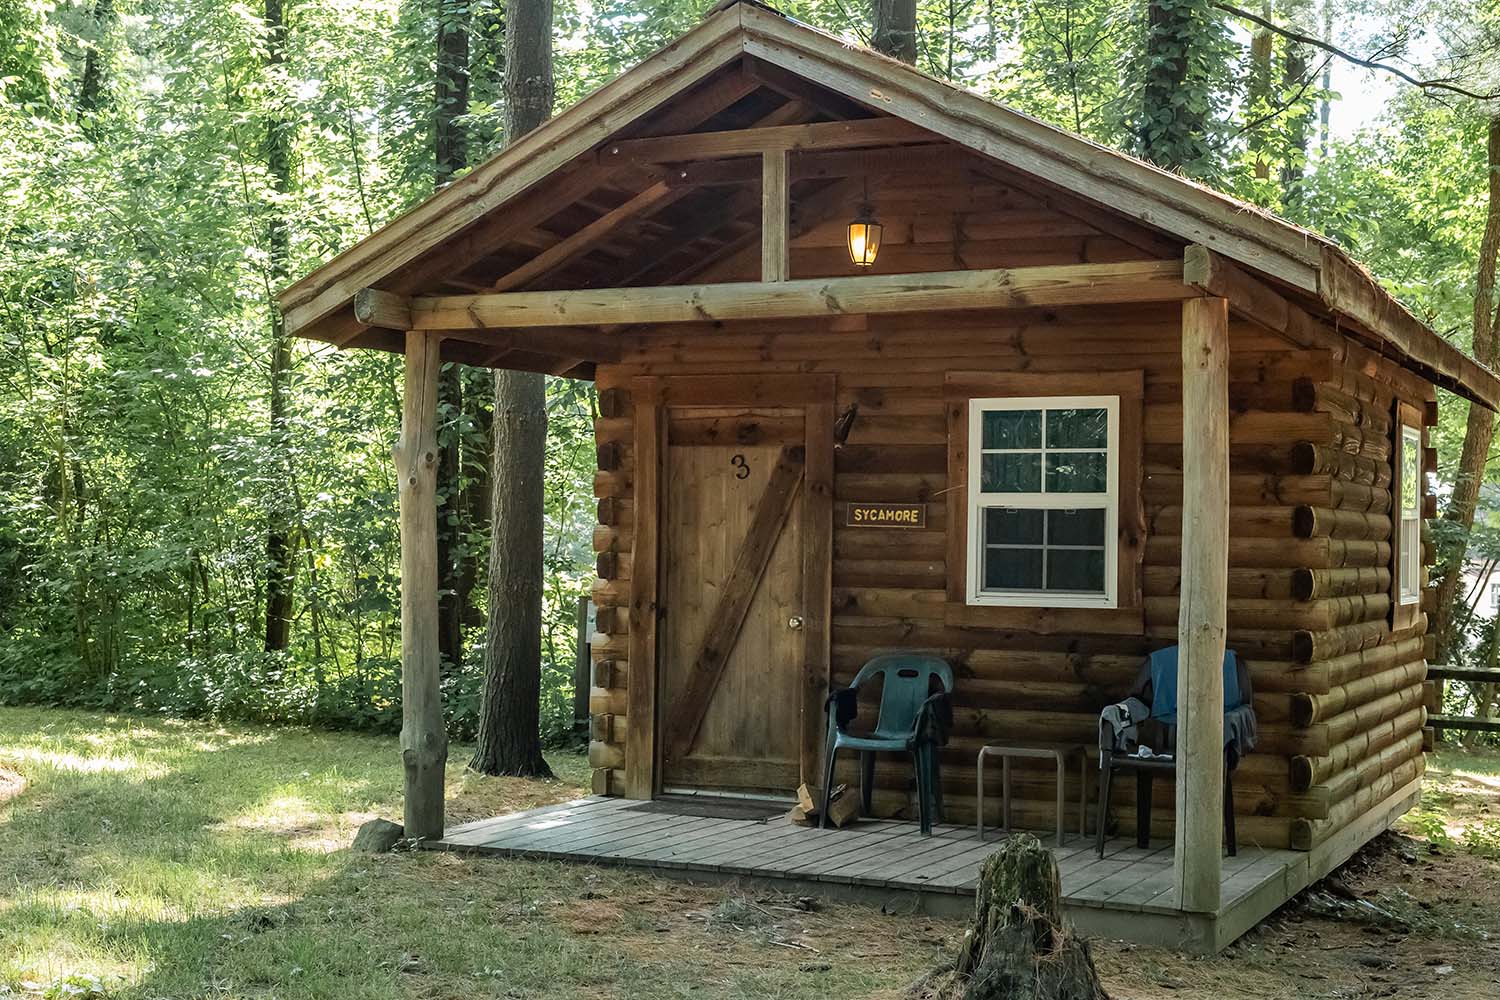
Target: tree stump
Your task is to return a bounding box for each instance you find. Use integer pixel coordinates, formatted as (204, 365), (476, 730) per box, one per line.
(910, 834), (1109, 1000)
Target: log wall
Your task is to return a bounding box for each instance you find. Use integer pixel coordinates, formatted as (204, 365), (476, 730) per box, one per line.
(582, 166), (1434, 853)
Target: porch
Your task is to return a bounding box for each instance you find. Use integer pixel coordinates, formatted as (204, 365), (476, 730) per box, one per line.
(430, 795), (1312, 953)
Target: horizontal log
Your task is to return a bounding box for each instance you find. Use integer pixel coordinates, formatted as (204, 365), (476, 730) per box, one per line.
(1146, 536), (1390, 570)
(1291, 567), (1391, 601)
(1292, 619), (1390, 664)
(1425, 664), (1500, 683)
(1291, 658), (1425, 726)
(1322, 683), (1428, 746)
(601, 115), (933, 162)
(1291, 705), (1424, 791)
(1145, 596), (1387, 632)
(1291, 757), (1424, 850)
(405, 262), (1197, 330)
(1428, 715), (1500, 733)
(1293, 379), (1392, 434)
(588, 740), (625, 769)
(1293, 506), (1391, 541)
(1291, 442), (1392, 488)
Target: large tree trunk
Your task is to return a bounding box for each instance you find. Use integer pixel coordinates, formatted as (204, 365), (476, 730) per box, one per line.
(262, 0), (296, 654)
(470, 0), (554, 777)
(434, 0), (471, 675)
(871, 0), (917, 63)
(910, 835), (1109, 1000)
(1433, 117), (1500, 664)
(76, 0), (115, 128)
(1137, 0), (1215, 173)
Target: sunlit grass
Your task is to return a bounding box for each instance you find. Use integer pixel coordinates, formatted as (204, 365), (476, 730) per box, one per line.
(0, 707), (944, 1000)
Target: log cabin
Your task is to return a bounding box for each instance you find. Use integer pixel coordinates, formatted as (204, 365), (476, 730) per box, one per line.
(278, 0), (1500, 951)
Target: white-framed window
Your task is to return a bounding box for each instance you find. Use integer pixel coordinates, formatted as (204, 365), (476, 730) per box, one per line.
(965, 395), (1119, 609)
(1398, 423), (1421, 606)
(1488, 582), (1500, 611)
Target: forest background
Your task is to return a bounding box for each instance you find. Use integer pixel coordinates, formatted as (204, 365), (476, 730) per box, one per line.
(2, 0), (1498, 744)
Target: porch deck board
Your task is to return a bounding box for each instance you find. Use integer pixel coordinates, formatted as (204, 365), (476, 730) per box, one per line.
(429, 796), (1309, 951)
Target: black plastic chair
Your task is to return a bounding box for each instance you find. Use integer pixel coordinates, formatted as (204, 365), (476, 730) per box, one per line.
(821, 653), (953, 835)
(1095, 646), (1256, 858)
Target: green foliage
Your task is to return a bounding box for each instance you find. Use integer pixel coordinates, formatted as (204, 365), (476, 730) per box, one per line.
(1, 0), (1497, 750)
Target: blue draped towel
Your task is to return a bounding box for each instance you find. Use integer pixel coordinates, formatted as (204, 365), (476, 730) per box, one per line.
(1146, 645), (1241, 725)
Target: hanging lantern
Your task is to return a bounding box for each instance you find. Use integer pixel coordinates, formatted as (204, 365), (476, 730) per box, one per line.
(846, 203), (883, 268)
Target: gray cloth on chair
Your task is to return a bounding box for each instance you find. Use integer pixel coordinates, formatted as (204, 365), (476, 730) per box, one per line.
(1101, 652), (1258, 759)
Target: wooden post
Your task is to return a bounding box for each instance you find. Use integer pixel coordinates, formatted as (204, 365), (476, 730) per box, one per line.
(1175, 296), (1229, 913)
(762, 149), (788, 282)
(395, 330), (447, 840)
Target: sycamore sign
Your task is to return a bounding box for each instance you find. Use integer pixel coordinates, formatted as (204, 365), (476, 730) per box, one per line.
(846, 503), (926, 528)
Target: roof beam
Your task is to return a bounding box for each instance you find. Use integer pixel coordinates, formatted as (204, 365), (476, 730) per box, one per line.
(1316, 247), (1500, 409)
(600, 116), (931, 164)
(491, 181), (676, 291)
(400, 261), (1197, 330)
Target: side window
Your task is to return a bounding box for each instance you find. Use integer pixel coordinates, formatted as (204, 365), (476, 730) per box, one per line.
(965, 396), (1119, 609)
(1398, 422), (1421, 606)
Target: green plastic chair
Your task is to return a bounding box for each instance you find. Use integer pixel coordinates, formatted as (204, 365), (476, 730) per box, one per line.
(820, 652), (954, 835)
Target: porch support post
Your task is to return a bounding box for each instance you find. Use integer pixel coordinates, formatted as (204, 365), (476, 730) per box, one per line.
(1175, 296), (1229, 913)
(761, 149), (788, 282)
(395, 329), (447, 839)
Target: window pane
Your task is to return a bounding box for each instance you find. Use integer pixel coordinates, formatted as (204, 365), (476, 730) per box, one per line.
(1046, 452), (1107, 493)
(982, 453), (1041, 493)
(1401, 428), (1419, 514)
(986, 507), (1043, 545)
(982, 409), (1042, 449)
(1047, 549), (1105, 592)
(1047, 508), (1106, 546)
(1046, 408), (1108, 449)
(985, 547), (1043, 590)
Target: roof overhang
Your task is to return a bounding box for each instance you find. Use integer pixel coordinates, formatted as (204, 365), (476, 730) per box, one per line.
(277, 0), (1499, 409)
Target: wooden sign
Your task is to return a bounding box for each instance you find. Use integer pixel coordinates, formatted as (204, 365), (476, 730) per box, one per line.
(846, 503), (926, 528)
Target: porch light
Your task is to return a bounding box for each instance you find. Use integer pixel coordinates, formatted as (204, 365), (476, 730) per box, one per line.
(846, 203), (882, 267)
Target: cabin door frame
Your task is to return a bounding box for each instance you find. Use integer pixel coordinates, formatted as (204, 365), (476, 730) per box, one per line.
(624, 374), (835, 799)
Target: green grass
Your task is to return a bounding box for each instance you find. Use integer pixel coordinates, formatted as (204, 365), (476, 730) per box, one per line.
(0, 707), (946, 1000)
(1400, 742), (1500, 856)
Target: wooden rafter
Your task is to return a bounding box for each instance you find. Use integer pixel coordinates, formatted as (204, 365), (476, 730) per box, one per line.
(600, 116), (932, 165)
(491, 181), (676, 291)
(381, 261), (1195, 331)
(487, 97), (815, 294)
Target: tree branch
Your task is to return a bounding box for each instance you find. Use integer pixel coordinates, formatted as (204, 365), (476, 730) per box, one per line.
(1213, 2), (1500, 101)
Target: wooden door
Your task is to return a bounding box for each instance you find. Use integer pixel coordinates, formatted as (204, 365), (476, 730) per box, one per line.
(626, 376), (834, 799)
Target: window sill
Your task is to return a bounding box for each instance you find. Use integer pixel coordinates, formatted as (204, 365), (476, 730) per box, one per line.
(944, 601), (1145, 636)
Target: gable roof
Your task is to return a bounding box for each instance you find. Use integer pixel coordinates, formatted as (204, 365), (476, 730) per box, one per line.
(278, 0), (1498, 408)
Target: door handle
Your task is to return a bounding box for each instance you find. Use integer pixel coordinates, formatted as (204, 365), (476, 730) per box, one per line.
(787, 615), (804, 631)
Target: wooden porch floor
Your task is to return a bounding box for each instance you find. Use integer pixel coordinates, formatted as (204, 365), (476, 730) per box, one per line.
(430, 795), (1312, 952)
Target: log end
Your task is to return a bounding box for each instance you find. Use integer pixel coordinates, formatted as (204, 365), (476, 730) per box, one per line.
(1292, 630), (1315, 664)
(1290, 440), (1318, 475)
(1291, 692), (1317, 728)
(1293, 505), (1316, 539)
(1291, 567), (1317, 601)
(1290, 755), (1314, 793)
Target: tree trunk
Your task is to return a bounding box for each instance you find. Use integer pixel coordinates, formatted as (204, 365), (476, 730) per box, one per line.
(872, 0), (918, 63)
(76, 0), (115, 128)
(1137, 0), (1214, 173)
(434, 0), (471, 675)
(909, 835), (1109, 1000)
(1433, 117), (1500, 663)
(262, 0), (296, 654)
(470, 0), (554, 777)
(1277, 0), (1314, 202)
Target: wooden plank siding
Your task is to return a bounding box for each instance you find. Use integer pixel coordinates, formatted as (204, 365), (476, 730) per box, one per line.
(585, 166), (1435, 855)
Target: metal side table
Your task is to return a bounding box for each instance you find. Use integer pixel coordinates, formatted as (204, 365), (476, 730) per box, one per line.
(976, 743), (1089, 847)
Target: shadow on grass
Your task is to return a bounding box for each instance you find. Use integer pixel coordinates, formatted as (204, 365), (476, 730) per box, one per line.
(0, 709), (939, 1000)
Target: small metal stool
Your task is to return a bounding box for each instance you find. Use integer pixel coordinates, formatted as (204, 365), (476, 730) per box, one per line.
(976, 743), (1088, 847)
